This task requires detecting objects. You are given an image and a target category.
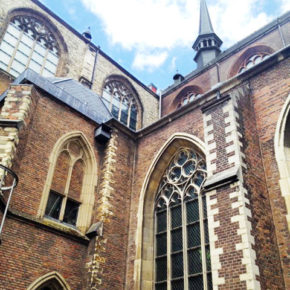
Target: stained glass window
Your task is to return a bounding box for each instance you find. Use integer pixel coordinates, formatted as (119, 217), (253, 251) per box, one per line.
(154, 148), (212, 289)
(0, 15), (59, 77)
(102, 79), (138, 130)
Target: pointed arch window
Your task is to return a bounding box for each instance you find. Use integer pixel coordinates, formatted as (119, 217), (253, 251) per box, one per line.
(154, 148), (212, 290)
(102, 79), (138, 130)
(0, 15), (59, 77)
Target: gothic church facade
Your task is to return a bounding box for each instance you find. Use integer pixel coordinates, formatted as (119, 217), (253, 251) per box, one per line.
(0, 0), (289, 289)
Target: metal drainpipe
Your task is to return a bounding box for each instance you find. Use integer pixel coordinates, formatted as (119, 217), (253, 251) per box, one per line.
(159, 90), (162, 119)
(91, 45), (100, 87)
(278, 22), (286, 48)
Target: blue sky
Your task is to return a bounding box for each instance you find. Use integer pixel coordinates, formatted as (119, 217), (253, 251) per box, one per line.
(40, 0), (289, 91)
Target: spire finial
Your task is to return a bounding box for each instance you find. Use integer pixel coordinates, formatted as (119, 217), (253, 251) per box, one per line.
(199, 0), (214, 35)
(192, 0), (223, 68)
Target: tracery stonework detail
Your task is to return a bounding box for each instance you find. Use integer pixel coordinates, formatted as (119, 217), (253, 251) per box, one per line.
(154, 148), (212, 289)
(11, 15), (59, 53)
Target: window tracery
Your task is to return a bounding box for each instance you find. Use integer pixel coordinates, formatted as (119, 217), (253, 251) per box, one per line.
(154, 148), (212, 290)
(238, 53), (269, 73)
(102, 79), (138, 130)
(0, 15), (59, 77)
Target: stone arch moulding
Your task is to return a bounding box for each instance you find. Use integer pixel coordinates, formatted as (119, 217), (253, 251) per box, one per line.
(27, 271), (71, 290)
(228, 44), (275, 78)
(2, 7), (68, 76)
(133, 132), (206, 290)
(38, 131), (97, 233)
(274, 93), (290, 229)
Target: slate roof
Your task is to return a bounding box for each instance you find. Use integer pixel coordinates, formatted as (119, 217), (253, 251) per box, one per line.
(0, 69), (112, 125)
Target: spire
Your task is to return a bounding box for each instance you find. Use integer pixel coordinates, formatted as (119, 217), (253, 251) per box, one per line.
(192, 0), (223, 68)
(199, 0), (214, 35)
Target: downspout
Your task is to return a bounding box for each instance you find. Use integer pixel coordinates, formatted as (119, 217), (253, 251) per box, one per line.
(91, 45), (100, 86)
(278, 22), (286, 48)
(216, 61), (221, 83)
(159, 90), (162, 119)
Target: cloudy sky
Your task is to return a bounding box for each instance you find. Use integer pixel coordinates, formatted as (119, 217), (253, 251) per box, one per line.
(41, 0), (290, 91)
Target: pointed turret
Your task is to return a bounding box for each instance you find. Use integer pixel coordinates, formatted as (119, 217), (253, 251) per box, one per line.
(193, 0), (222, 68)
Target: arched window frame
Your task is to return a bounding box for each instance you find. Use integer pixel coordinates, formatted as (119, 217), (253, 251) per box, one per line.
(27, 271), (70, 290)
(154, 148), (212, 289)
(102, 75), (142, 130)
(228, 45), (274, 78)
(238, 53), (269, 74)
(133, 133), (211, 290)
(173, 86), (203, 110)
(275, 93), (290, 230)
(0, 8), (68, 78)
(38, 132), (97, 233)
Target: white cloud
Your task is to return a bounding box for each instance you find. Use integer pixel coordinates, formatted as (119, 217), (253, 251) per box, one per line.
(280, 0), (290, 13)
(132, 51), (168, 70)
(81, 0), (285, 70)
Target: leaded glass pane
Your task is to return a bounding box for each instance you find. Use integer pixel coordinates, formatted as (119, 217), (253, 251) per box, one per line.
(10, 60), (25, 74)
(206, 245), (211, 271)
(0, 50), (11, 65)
(31, 51), (44, 64)
(155, 282), (167, 290)
(207, 274), (213, 290)
(204, 220), (209, 244)
(186, 200), (199, 223)
(171, 279), (184, 290)
(7, 23), (21, 37)
(189, 275), (203, 290)
(35, 43), (46, 56)
(3, 32), (18, 46)
(188, 248), (202, 274)
(47, 51), (59, 65)
(183, 160), (195, 176)
(177, 151), (187, 165)
(156, 233), (167, 256)
(157, 210), (167, 233)
(171, 228), (182, 252)
(45, 60), (57, 73)
(21, 33), (34, 47)
(202, 195), (207, 218)
(171, 206), (182, 228)
(172, 253), (183, 278)
(156, 257), (167, 282)
(63, 199), (79, 226)
(187, 223), (200, 248)
(29, 60), (41, 73)
(18, 43), (31, 57)
(0, 41), (14, 56)
(0, 62), (8, 71)
(14, 51), (29, 65)
(42, 68), (54, 77)
(45, 190), (62, 220)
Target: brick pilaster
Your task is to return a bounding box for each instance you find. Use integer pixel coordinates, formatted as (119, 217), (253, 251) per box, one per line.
(202, 84), (260, 290)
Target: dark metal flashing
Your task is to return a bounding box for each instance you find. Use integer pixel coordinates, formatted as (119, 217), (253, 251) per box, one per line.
(29, 0), (158, 99)
(163, 11), (290, 96)
(0, 119), (23, 129)
(204, 166), (240, 191)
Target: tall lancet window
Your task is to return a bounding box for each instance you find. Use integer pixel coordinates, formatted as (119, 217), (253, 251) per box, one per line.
(154, 148), (212, 290)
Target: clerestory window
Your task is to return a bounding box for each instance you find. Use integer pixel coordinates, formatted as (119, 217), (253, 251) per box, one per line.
(0, 15), (59, 77)
(154, 148), (212, 290)
(177, 92), (201, 108)
(45, 140), (85, 227)
(238, 53), (269, 74)
(102, 79), (138, 130)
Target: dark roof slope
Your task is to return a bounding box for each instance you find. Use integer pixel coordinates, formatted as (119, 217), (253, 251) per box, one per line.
(0, 69), (112, 124)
